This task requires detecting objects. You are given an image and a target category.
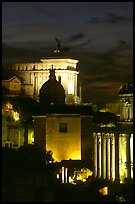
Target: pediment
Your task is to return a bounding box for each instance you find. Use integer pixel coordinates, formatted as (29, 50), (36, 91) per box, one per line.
(9, 76), (21, 84)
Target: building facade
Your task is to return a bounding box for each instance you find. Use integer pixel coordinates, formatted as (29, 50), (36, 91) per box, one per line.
(34, 114), (81, 162)
(2, 42), (133, 183)
(4, 42), (81, 104)
(93, 83), (133, 183)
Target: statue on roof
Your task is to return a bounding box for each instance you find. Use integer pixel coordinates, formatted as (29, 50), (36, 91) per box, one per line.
(49, 65), (56, 79)
(55, 38), (61, 51)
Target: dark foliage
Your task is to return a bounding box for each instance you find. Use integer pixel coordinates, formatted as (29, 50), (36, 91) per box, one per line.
(2, 145), (55, 201)
(93, 111), (118, 126)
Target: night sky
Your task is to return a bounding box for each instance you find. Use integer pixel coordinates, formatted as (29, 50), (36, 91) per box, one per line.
(2, 2), (133, 106)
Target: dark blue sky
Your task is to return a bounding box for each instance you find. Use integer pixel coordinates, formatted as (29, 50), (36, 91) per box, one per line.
(2, 2), (133, 105)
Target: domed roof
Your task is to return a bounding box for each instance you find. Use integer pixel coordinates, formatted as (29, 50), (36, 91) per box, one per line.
(39, 67), (65, 105)
(119, 83), (133, 95)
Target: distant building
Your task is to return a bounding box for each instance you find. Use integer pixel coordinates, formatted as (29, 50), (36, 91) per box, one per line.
(2, 97), (36, 148)
(3, 40), (81, 104)
(2, 76), (33, 97)
(2, 41), (133, 183)
(93, 83), (133, 182)
(106, 83), (133, 122)
(119, 83), (133, 121)
(106, 102), (120, 116)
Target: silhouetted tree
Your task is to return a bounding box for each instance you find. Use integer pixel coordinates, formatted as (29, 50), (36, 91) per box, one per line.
(46, 150), (54, 164)
(2, 147), (17, 201)
(92, 111), (117, 126)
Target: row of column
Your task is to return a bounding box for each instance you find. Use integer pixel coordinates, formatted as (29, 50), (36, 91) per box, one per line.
(29, 72), (48, 98)
(93, 132), (132, 181)
(93, 133), (115, 181)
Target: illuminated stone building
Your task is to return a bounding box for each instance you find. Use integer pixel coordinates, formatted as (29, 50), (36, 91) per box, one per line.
(33, 68), (93, 162)
(119, 83), (133, 121)
(106, 83), (133, 121)
(2, 67), (93, 164)
(2, 94), (37, 148)
(2, 76), (33, 97)
(4, 40), (81, 104)
(93, 83), (133, 182)
(2, 41), (133, 183)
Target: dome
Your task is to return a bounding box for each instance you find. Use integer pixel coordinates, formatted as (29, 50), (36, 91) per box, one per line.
(39, 67), (65, 105)
(119, 83), (133, 95)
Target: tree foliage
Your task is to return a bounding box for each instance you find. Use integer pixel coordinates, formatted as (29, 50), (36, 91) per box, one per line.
(92, 111), (117, 126)
(2, 145), (54, 175)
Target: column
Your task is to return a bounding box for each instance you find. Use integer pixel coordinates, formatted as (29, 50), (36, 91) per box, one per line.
(93, 133), (97, 177)
(65, 167), (68, 183)
(37, 72), (39, 96)
(101, 133), (106, 179)
(74, 74), (77, 96)
(97, 134), (101, 178)
(126, 134), (131, 179)
(111, 134), (115, 181)
(107, 135), (110, 180)
(62, 167), (64, 183)
(71, 76), (73, 94)
(29, 73), (31, 84)
(130, 134), (133, 178)
(34, 73), (36, 96)
(41, 72), (43, 84)
(115, 132), (119, 182)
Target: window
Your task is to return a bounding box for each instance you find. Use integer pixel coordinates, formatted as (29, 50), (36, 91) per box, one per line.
(59, 122), (67, 133)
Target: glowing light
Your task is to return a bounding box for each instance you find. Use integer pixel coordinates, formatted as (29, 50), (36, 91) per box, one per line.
(5, 103), (13, 111)
(69, 150), (81, 160)
(65, 167), (68, 183)
(68, 80), (74, 94)
(99, 136), (101, 177)
(99, 187), (108, 195)
(99, 108), (109, 112)
(69, 176), (73, 183)
(112, 135), (115, 180)
(28, 129), (34, 144)
(13, 111), (19, 121)
(73, 168), (93, 182)
(119, 134), (127, 180)
(62, 167), (64, 183)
